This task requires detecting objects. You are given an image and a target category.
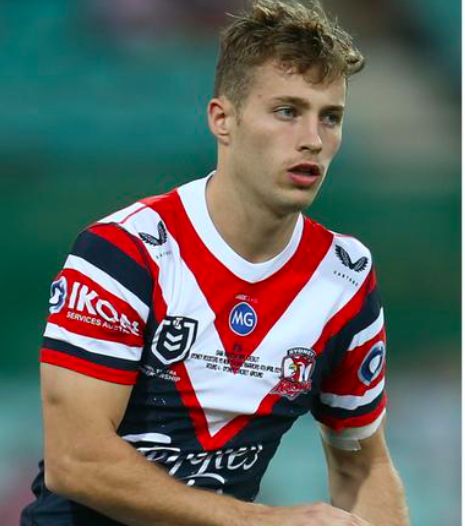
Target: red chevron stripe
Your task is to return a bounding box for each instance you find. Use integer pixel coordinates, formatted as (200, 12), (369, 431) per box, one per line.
(141, 189), (334, 448)
(172, 361), (281, 451)
(147, 190), (333, 373)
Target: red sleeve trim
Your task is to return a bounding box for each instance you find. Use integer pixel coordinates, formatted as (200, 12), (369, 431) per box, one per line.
(40, 348), (139, 386)
(317, 393), (387, 432)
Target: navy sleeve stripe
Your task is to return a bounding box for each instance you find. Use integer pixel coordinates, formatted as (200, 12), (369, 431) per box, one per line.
(71, 230), (152, 307)
(315, 392), (384, 420)
(323, 287), (382, 368)
(42, 337), (139, 372)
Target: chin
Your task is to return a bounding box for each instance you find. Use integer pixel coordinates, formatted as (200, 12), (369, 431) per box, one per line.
(284, 187), (318, 211)
(272, 193), (315, 217)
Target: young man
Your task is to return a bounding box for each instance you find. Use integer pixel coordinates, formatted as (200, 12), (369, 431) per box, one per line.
(21, 0), (409, 525)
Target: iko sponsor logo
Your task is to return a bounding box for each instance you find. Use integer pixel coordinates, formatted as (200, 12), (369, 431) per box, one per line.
(335, 245), (369, 273)
(229, 302), (257, 336)
(358, 341), (385, 385)
(66, 281), (140, 335)
(49, 277), (67, 314)
(152, 316), (198, 365)
(123, 432), (263, 494)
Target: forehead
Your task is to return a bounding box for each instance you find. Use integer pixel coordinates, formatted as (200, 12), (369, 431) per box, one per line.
(245, 61), (346, 108)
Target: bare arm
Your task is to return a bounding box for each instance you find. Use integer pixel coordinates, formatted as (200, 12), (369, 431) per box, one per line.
(42, 363), (255, 525)
(321, 422), (409, 525)
(42, 364), (369, 525)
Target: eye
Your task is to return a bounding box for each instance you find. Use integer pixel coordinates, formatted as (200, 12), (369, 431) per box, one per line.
(274, 106), (298, 120)
(321, 112), (343, 127)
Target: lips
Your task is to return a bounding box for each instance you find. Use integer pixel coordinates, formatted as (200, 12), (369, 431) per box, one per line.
(287, 162), (322, 188)
(288, 163), (321, 176)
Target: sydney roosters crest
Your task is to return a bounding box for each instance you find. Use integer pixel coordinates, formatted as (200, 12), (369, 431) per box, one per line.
(272, 348), (316, 400)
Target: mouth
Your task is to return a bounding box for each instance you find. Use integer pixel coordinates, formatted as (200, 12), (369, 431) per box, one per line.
(287, 162), (322, 188)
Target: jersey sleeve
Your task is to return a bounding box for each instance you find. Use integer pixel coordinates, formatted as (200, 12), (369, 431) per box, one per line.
(40, 223), (153, 385)
(311, 266), (387, 437)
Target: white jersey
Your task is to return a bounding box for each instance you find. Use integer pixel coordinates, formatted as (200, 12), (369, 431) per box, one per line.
(24, 175), (387, 524)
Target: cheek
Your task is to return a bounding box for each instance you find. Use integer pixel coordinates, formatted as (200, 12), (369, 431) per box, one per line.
(325, 131), (342, 158)
(245, 121), (276, 147)
(236, 123), (278, 163)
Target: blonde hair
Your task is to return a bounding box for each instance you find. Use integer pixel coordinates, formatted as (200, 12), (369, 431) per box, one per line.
(214, 0), (364, 108)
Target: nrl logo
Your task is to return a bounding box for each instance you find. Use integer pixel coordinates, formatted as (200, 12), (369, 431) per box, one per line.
(152, 316), (198, 366)
(272, 348), (316, 400)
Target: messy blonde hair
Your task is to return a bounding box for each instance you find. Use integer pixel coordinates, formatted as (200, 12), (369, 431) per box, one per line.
(214, 0), (364, 108)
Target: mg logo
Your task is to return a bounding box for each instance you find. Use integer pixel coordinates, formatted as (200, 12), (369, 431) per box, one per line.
(229, 302), (257, 336)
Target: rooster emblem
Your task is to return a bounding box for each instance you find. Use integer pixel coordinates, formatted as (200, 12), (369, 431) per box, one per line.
(272, 348), (316, 400)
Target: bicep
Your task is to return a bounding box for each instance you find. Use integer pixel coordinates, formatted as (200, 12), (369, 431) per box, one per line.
(41, 363), (133, 458)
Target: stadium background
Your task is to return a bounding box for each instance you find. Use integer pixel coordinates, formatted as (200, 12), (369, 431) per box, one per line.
(0, 0), (460, 525)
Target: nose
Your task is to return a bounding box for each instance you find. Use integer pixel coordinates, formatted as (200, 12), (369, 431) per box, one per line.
(297, 116), (323, 154)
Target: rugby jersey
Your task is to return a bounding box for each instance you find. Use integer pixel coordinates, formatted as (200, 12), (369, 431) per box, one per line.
(22, 174), (387, 525)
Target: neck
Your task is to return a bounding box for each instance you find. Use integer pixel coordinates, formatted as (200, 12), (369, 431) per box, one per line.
(206, 169), (300, 263)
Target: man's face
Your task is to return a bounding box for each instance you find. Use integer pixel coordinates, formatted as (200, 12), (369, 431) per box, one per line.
(226, 61), (346, 215)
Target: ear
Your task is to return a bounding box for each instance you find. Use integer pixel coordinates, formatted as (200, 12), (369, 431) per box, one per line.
(207, 97), (235, 146)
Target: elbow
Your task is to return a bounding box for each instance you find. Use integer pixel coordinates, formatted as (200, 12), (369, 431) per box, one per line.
(43, 428), (118, 499)
(43, 439), (111, 501)
(44, 451), (86, 499)
(44, 455), (74, 497)
(44, 469), (64, 496)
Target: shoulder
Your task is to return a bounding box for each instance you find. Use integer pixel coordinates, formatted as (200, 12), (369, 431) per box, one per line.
(62, 190), (182, 284)
(300, 217), (375, 294)
(87, 176), (209, 256)
(79, 186), (187, 256)
(93, 175), (206, 236)
(96, 190), (177, 234)
(306, 217), (373, 269)
(330, 230), (372, 271)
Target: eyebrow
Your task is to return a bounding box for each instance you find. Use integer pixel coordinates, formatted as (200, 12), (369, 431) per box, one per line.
(270, 96), (345, 112)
